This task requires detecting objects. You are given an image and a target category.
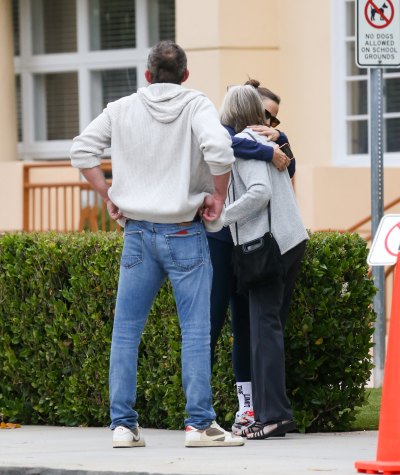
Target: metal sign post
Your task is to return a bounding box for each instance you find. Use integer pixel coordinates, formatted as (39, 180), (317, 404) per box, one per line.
(356, 0), (400, 386)
(370, 67), (385, 387)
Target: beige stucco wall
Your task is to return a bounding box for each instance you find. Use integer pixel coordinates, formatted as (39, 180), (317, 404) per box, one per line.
(177, 0), (280, 106)
(0, 0), (18, 162)
(177, 0), (400, 232)
(1, 0), (400, 233)
(0, 162), (81, 232)
(0, 162), (23, 230)
(177, 0), (330, 164)
(296, 167), (400, 232)
(277, 0), (332, 167)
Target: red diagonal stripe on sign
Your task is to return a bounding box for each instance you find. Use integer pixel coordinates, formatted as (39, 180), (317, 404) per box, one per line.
(368, 0), (391, 23)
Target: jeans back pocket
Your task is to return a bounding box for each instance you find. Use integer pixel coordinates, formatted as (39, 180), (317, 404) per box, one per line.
(165, 231), (203, 271)
(121, 230), (143, 268)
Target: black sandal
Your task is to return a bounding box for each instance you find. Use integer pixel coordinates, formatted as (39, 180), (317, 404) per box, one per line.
(239, 420), (264, 437)
(246, 419), (296, 440)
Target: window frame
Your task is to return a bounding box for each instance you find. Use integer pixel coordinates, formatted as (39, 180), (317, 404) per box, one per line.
(14, 0), (158, 161)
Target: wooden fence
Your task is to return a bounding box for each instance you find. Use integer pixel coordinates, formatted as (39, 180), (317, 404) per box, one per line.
(23, 160), (120, 232)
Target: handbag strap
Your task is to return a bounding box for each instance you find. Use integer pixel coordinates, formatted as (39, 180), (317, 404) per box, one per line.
(230, 169), (272, 245)
(230, 173), (240, 244)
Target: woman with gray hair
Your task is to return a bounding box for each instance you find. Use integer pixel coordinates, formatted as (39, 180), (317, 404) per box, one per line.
(220, 85), (309, 440)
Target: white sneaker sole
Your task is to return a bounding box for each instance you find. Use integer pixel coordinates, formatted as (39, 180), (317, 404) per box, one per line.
(185, 439), (245, 447)
(113, 439), (146, 448)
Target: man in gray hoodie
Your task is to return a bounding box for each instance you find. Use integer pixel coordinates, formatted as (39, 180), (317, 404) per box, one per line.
(70, 41), (242, 448)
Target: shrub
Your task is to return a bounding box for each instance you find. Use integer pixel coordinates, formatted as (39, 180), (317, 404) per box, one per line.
(0, 231), (376, 431)
(285, 232), (376, 431)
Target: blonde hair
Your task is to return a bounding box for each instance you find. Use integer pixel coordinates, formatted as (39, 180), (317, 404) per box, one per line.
(220, 85), (265, 133)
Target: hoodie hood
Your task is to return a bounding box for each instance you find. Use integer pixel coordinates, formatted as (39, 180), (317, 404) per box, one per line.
(137, 83), (204, 123)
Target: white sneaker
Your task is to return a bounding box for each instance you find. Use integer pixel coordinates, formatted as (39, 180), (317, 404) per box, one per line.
(112, 425), (145, 448)
(185, 421), (245, 447)
(231, 409), (255, 435)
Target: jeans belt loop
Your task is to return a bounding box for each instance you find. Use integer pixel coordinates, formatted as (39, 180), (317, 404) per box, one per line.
(177, 214), (201, 226)
(177, 221), (192, 226)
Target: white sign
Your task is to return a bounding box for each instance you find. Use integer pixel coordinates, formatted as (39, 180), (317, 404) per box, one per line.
(368, 214), (400, 265)
(356, 0), (400, 67)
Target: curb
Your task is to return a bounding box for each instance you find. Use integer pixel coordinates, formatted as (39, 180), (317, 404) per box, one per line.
(0, 469), (173, 475)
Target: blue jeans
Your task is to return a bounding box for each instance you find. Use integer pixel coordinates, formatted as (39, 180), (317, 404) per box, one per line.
(109, 219), (216, 430)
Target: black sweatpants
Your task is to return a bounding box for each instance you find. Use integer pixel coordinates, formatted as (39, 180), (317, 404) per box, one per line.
(249, 240), (307, 424)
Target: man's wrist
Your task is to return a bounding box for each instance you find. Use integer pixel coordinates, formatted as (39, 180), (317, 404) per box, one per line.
(103, 188), (111, 203)
(213, 194), (226, 202)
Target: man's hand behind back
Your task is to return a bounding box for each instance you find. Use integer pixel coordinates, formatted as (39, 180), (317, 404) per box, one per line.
(106, 198), (124, 221)
(201, 195), (225, 222)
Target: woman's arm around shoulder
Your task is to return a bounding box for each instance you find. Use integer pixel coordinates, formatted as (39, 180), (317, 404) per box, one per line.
(224, 125), (275, 163)
(224, 158), (272, 227)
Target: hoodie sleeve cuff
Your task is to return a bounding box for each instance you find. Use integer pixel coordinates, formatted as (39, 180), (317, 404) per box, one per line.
(207, 163), (233, 176)
(203, 208), (226, 233)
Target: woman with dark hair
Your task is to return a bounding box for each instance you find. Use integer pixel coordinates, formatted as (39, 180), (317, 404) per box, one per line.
(209, 84), (308, 440)
(244, 79), (291, 161)
(208, 79), (297, 435)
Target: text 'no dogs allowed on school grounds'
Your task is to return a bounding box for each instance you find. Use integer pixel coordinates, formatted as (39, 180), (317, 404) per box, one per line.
(356, 0), (400, 67)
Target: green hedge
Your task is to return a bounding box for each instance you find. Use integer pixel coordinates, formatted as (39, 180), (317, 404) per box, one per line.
(0, 231), (376, 431)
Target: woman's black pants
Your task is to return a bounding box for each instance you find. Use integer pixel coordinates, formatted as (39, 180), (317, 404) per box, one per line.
(249, 240), (307, 424)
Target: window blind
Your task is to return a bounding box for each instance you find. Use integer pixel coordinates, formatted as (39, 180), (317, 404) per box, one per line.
(12, 0), (20, 56)
(148, 0), (175, 45)
(385, 78), (400, 113)
(102, 69), (137, 107)
(90, 0), (136, 51)
(158, 0), (175, 41)
(32, 0), (77, 54)
(46, 73), (79, 140)
(348, 121), (368, 155)
(16, 75), (22, 142)
(386, 118), (400, 152)
(347, 81), (368, 116)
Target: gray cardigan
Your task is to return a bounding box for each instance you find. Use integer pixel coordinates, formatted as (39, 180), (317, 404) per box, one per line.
(223, 129), (309, 255)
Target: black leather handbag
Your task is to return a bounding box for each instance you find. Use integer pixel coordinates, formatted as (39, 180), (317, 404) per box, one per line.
(231, 175), (283, 293)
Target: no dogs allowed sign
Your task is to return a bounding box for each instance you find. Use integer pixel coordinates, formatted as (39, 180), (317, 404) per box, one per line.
(356, 0), (400, 67)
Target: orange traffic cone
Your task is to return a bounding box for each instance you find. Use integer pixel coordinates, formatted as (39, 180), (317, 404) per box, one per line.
(355, 255), (400, 474)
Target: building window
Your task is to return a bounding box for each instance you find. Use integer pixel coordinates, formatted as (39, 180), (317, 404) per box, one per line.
(13, 0), (175, 160)
(16, 76), (22, 142)
(333, 0), (400, 165)
(148, 0), (175, 45)
(102, 68), (137, 106)
(34, 73), (79, 140)
(344, 0), (369, 157)
(89, 0), (136, 50)
(32, 0), (77, 54)
(348, 121), (368, 155)
(91, 68), (137, 118)
(12, 0), (20, 56)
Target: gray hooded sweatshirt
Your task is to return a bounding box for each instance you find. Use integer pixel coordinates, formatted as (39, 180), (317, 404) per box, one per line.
(70, 83), (234, 223)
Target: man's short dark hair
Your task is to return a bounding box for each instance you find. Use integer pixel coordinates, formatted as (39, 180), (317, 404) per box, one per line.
(147, 41), (187, 85)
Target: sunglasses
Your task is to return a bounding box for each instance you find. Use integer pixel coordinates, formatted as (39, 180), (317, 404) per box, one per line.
(264, 109), (280, 128)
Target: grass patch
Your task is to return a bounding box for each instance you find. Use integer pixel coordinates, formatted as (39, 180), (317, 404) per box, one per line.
(351, 388), (382, 431)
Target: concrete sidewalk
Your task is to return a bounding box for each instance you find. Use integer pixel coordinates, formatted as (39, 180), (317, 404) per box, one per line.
(0, 426), (378, 475)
